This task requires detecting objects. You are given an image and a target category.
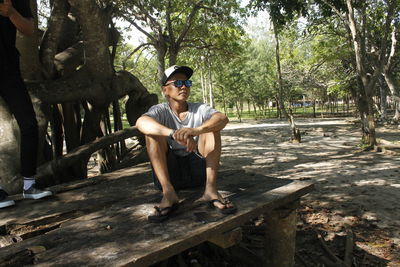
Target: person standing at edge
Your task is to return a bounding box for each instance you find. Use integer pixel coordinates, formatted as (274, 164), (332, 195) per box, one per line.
(0, 0), (52, 209)
(136, 65), (236, 222)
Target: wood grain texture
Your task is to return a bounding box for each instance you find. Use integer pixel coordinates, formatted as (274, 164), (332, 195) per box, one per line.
(0, 164), (313, 266)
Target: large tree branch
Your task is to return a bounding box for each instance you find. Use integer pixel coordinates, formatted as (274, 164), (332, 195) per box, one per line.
(166, 1), (175, 44)
(120, 14), (156, 42)
(319, 0), (347, 24)
(36, 127), (141, 179)
(122, 43), (152, 70)
(39, 0), (70, 79)
(383, 23), (400, 100)
(134, 1), (163, 34)
(346, 0), (367, 85)
(112, 70), (149, 99)
(54, 41), (84, 76)
(384, 21), (398, 73)
(27, 68), (105, 103)
(176, 1), (203, 45)
(367, 0), (397, 92)
(28, 68), (149, 105)
(68, 0), (113, 77)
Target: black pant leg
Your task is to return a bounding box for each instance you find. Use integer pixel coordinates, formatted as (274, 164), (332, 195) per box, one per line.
(0, 74), (38, 177)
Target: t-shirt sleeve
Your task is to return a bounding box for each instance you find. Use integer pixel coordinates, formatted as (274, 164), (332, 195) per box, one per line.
(16, 0), (33, 19)
(200, 104), (218, 121)
(142, 104), (165, 124)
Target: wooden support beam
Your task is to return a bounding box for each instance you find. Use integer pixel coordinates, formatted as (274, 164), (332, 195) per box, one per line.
(208, 227), (242, 248)
(263, 201), (299, 267)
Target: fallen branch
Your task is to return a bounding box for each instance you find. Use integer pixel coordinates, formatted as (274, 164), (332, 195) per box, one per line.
(316, 231), (345, 266)
(295, 252), (309, 267)
(36, 127), (140, 179)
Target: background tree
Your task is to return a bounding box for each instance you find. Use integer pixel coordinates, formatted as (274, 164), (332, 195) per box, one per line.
(0, 0), (157, 193)
(115, 0), (244, 84)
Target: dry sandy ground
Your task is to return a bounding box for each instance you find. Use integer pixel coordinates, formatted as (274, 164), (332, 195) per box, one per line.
(221, 117), (400, 266)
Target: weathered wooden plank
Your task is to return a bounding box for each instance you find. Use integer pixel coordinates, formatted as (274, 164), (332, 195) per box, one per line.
(0, 164), (152, 227)
(208, 227), (242, 248)
(0, 165), (313, 266)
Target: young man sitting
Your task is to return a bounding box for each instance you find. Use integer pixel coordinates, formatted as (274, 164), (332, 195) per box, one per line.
(136, 65), (236, 222)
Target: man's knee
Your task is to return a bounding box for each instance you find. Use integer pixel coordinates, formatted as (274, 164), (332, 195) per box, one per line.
(145, 135), (168, 154)
(200, 131), (221, 144)
(199, 131), (222, 155)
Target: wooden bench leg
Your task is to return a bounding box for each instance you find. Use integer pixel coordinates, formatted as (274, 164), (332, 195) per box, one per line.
(264, 201), (299, 267)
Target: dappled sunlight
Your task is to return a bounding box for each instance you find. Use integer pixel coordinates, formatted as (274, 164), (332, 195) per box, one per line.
(221, 119), (400, 260)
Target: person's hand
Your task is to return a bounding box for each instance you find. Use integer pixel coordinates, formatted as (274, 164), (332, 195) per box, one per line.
(0, 0), (16, 17)
(173, 127), (201, 140)
(173, 129), (198, 152)
(183, 136), (197, 152)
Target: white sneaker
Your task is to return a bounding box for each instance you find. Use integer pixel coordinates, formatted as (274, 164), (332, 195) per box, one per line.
(23, 186), (53, 200)
(0, 189), (15, 208)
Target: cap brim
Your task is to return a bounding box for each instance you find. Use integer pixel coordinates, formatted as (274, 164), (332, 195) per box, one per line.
(163, 66), (193, 85)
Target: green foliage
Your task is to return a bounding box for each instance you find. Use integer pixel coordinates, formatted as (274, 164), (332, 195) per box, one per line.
(248, 0), (307, 30)
(113, 0), (246, 64)
(110, 0), (399, 119)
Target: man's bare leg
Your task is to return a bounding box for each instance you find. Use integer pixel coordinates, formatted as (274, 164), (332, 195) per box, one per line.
(198, 132), (234, 210)
(146, 135), (179, 210)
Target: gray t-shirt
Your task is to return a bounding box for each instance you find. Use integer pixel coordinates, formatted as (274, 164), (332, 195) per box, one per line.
(143, 102), (218, 156)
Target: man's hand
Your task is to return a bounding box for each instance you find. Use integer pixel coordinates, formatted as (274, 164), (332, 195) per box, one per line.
(0, 0), (16, 17)
(173, 128), (199, 152)
(173, 127), (201, 140)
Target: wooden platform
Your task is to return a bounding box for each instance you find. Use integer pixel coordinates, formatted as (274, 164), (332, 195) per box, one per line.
(0, 163), (313, 266)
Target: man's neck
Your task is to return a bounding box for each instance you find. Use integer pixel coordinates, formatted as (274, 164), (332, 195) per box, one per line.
(168, 100), (188, 116)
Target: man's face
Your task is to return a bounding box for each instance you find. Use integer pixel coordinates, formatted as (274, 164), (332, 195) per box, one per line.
(162, 72), (191, 101)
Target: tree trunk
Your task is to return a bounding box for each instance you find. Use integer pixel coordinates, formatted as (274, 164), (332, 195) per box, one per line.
(0, 0), (159, 188)
(16, 0), (41, 80)
(312, 99), (316, 118)
(221, 86), (227, 115)
(346, 0), (396, 147)
(0, 98), (21, 194)
(383, 22), (400, 121)
(272, 19), (301, 143)
(61, 102), (86, 180)
(112, 100), (126, 161)
(235, 100), (242, 122)
(379, 78), (388, 120)
(156, 42), (167, 85)
(200, 67), (207, 104)
(208, 59), (214, 108)
(51, 104), (64, 158)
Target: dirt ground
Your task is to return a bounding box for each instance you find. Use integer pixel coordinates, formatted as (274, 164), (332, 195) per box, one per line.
(220, 117), (400, 266)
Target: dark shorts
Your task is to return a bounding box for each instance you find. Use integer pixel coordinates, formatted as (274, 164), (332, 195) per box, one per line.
(152, 150), (206, 191)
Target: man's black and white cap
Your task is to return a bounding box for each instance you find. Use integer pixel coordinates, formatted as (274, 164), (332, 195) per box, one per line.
(162, 65), (193, 85)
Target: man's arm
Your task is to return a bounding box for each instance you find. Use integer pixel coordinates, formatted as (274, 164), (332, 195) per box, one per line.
(135, 115), (173, 137)
(196, 112), (229, 134)
(136, 115), (198, 152)
(0, 0), (34, 36)
(173, 112), (229, 141)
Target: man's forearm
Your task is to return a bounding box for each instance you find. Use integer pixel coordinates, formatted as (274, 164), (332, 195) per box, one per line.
(136, 116), (173, 137)
(197, 112), (229, 134)
(9, 11), (34, 36)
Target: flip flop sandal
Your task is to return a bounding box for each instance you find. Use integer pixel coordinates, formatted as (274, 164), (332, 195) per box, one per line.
(148, 203), (179, 223)
(209, 198), (237, 214)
